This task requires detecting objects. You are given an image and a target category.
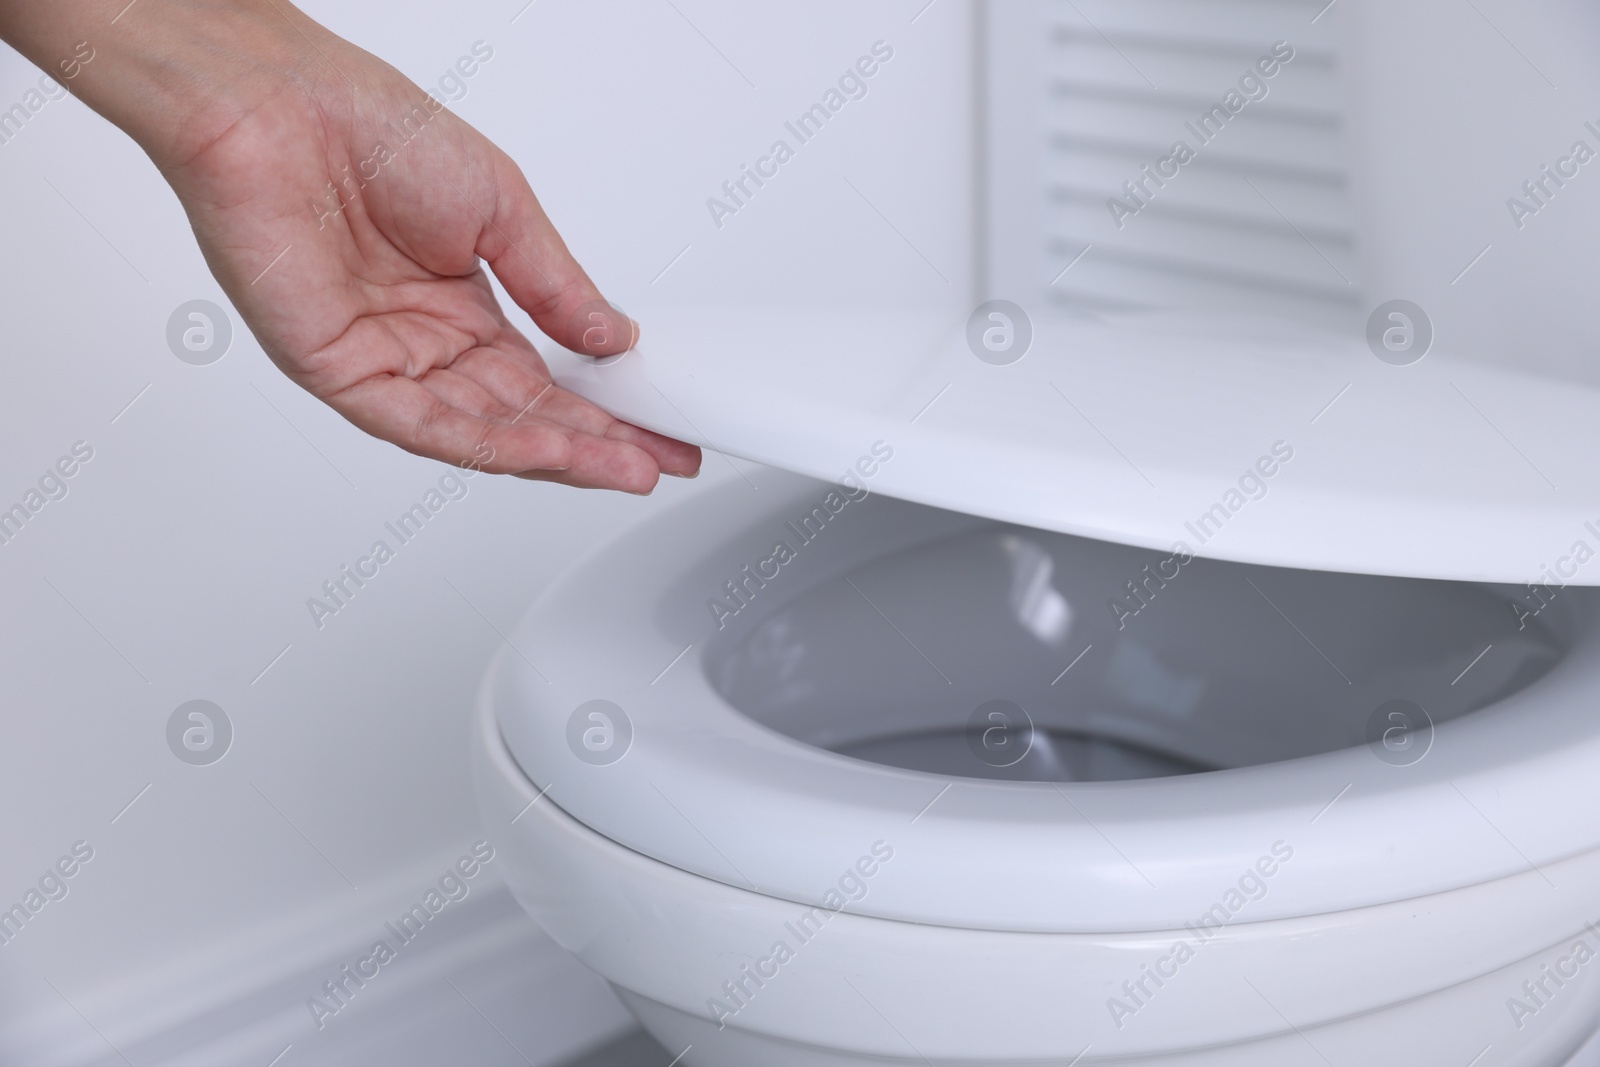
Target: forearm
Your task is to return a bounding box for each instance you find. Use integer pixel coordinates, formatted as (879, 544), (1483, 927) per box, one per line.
(0, 0), (334, 167)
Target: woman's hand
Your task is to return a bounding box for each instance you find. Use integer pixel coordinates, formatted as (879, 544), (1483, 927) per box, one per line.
(1, 0), (701, 493)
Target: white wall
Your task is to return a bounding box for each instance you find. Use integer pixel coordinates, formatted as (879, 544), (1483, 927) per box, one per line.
(0, 0), (973, 1060)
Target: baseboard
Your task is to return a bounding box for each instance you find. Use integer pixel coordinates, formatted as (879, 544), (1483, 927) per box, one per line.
(0, 848), (634, 1067)
(8, 850), (1600, 1067)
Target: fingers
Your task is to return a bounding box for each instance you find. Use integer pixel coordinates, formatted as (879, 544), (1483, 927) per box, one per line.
(597, 419), (702, 478)
(331, 373), (573, 474)
(495, 412), (698, 492)
(441, 342), (704, 478)
(488, 366), (703, 478)
(327, 370), (699, 494)
(462, 144), (702, 478)
(511, 432), (663, 495)
(476, 152), (637, 359)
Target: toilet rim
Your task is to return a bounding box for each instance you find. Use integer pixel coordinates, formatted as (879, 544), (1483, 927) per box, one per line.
(493, 469), (1600, 933)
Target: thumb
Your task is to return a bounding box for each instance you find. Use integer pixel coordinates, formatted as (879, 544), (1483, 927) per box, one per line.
(477, 152), (638, 359)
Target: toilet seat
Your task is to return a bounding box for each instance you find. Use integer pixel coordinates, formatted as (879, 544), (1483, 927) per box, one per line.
(493, 468), (1600, 934)
(547, 302), (1600, 585)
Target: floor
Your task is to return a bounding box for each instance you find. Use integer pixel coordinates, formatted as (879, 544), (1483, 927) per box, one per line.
(555, 1028), (1600, 1067)
(557, 1027), (1600, 1066)
(558, 1030), (675, 1066)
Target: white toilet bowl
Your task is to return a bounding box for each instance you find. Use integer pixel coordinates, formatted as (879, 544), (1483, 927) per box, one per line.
(474, 468), (1600, 1066)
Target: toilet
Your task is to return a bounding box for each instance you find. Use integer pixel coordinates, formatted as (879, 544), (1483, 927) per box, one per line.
(471, 303), (1600, 1066)
(471, 4), (1600, 1057)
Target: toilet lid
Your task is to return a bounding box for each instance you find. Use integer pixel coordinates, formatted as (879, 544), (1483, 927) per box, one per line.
(549, 301), (1600, 585)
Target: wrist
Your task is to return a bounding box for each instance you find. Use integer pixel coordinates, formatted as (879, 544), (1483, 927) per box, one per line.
(0, 0), (333, 169)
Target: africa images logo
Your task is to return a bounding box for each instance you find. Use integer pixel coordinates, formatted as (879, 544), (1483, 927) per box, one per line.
(705, 841), (894, 1029)
(1106, 40), (1296, 230)
(707, 441), (893, 630)
(1106, 841), (1294, 1029)
(705, 41), (895, 229)
(306, 842), (495, 1030)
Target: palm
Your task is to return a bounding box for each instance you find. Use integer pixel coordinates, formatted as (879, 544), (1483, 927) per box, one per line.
(160, 53), (698, 493)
